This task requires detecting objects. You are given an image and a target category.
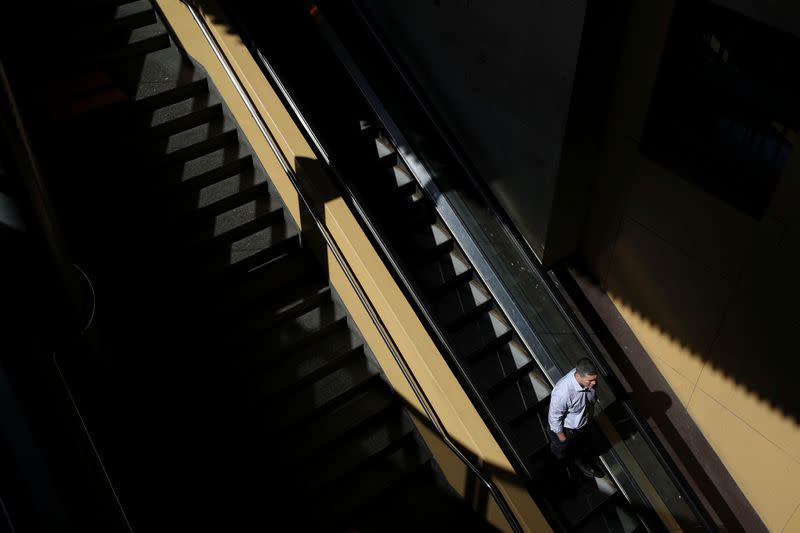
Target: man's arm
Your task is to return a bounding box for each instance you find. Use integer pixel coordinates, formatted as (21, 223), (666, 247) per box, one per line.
(548, 386), (569, 442)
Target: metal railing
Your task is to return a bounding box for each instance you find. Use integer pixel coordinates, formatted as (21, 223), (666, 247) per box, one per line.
(178, 2), (524, 531)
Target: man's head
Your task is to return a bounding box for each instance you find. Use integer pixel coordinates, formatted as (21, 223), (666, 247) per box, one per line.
(574, 358), (599, 389)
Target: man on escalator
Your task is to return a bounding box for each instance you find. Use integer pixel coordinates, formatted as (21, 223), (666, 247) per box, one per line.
(547, 358), (605, 478)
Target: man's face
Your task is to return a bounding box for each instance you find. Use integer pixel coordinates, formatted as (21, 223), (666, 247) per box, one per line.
(576, 372), (598, 389)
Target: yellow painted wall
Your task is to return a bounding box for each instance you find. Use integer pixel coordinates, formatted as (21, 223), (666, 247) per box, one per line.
(580, 2), (800, 531)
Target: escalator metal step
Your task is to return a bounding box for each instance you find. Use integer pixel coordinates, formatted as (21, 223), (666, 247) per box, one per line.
(490, 364), (551, 422)
(388, 165), (415, 196)
(434, 279), (493, 330)
(560, 475), (619, 529)
(374, 134), (398, 166)
(510, 403), (551, 461)
(574, 495), (641, 533)
(450, 309), (512, 358)
(405, 222), (454, 260)
(413, 250), (473, 293)
(471, 339), (536, 389)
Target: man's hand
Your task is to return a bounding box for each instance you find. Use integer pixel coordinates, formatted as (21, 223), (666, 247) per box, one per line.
(557, 432), (567, 442)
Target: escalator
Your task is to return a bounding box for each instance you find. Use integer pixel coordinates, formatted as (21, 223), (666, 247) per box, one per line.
(0, 2), (494, 531)
(220, 2), (719, 532)
(219, 4), (634, 532)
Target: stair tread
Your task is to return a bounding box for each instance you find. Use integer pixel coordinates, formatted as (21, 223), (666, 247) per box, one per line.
(179, 193), (283, 246)
(319, 444), (429, 525)
(304, 413), (413, 490)
(280, 380), (395, 462)
(78, 22), (170, 64)
(170, 166), (270, 218)
(159, 149), (252, 190)
(145, 98), (223, 139)
(254, 327), (361, 394)
(237, 300), (349, 365)
(112, 47), (208, 107)
(67, 4), (160, 45)
(266, 357), (380, 429)
(143, 117), (238, 164)
(223, 282), (332, 345)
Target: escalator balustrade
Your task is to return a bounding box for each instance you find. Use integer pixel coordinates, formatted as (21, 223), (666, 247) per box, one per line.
(351, 122), (644, 533)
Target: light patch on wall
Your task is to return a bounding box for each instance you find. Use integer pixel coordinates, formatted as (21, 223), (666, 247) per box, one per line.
(697, 364), (800, 464)
(688, 389), (800, 533)
(608, 293), (705, 402)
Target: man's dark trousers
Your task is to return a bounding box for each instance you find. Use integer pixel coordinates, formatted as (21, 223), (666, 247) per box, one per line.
(549, 424), (594, 463)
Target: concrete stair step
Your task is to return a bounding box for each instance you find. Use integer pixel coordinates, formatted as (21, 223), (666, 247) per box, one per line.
(158, 148), (251, 191)
(255, 343), (363, 398)
(267, 357), (382, 430)
(170, 166), (271, 220)
(319, 443), (430, 526)
(281, 380), (396, 463)
(304, 413), (414, 490)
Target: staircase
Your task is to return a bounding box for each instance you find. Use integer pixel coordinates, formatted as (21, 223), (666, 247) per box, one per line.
(0, 1), (492, 531)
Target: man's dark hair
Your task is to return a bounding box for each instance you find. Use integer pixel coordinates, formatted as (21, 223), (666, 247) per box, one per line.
(576, 358), (598, 377)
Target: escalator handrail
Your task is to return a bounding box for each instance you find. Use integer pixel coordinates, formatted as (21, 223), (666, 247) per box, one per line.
(178, 3), (524, 531)
(340, 2), (720, 531)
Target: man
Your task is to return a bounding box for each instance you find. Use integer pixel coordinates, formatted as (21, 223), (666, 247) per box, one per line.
(547, 358), (605, 478)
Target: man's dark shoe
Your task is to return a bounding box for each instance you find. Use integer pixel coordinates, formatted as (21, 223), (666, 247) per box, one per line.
(575, 459), (605, 478)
